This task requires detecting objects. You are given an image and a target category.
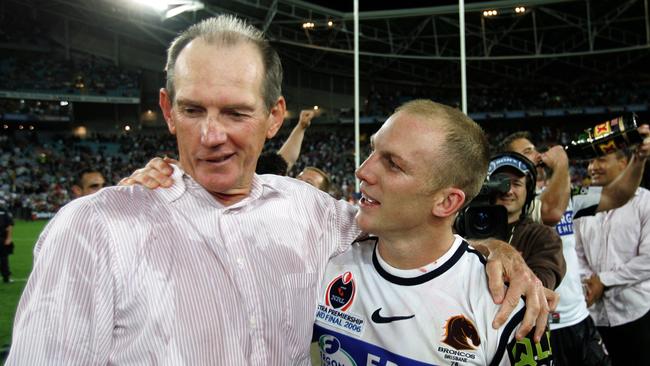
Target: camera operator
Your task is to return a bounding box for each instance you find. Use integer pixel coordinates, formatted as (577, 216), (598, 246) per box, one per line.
(487, 152), (565, 290)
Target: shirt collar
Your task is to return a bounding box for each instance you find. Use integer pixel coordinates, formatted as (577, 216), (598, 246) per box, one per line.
(156, 164), (187, 203)
(158, 165), (286, 208)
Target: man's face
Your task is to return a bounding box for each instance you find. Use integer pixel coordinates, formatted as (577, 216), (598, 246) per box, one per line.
(509, 138), (541, 165)
(494, 171), (527, 224)
(588, 153), (627, 187)
(509, 137), (545, 181)
(355, 111), (441, 236)
(297, 169), (326, 192)
(75, 172), (105, 197)
(160, 39), (284, 201)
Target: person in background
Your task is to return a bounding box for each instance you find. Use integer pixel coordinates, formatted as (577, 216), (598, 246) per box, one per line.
(488, 152), (565, 290)
(255, 151), (289, 175)
(0, 199), (14, 283)
(502, 126), (650, 366)
(297, 166), (330, 193)
(278, 109), (315, 172)
(71, 169), (106, 198)
(575, 148), (650, 366)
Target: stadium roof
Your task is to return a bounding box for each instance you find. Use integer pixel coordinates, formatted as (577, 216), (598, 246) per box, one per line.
(4, 0), (650, 88)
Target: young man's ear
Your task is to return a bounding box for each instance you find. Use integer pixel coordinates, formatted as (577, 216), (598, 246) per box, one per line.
(159, 88), (176, 135)
(432, 188), (466, 218)
(266, 96), (286, 139)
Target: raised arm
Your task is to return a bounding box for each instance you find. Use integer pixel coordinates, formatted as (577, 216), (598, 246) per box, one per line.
(278, 109), (314, 171)
(538, 145), (571, 226)
(597, 125), (649, 212)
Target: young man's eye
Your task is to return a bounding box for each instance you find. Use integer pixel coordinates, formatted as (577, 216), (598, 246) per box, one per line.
(387, 158), (401, 171)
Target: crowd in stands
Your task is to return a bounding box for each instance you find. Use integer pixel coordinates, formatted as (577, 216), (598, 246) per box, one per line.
(1, 120), (599, 219)
(0, 132), (176, 219)
(364, 81), (650, 116)
(0, 99), (72, 118)
(0, 54), (141, 98)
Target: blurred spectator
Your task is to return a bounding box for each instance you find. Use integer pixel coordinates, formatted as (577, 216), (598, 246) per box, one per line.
(71, 169), (106, 198)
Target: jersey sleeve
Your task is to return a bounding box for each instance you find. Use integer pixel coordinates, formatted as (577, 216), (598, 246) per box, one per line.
(572, 187), (602, 219)
(503, 327), (554, 366)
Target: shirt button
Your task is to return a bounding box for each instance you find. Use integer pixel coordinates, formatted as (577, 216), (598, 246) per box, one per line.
(249, 316), (257, 327)
(236, 257), (245, 268)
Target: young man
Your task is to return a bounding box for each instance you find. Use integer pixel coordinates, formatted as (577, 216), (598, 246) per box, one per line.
(313, 101), (551, 365)
(8, 16), (545, 365)
(575, 149), (650, 366)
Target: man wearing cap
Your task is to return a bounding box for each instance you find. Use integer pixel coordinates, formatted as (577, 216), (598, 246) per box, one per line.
(488, 152), (565, 290)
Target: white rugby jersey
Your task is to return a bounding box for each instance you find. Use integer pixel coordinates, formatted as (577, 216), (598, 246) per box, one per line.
(313, 235), (553, 366)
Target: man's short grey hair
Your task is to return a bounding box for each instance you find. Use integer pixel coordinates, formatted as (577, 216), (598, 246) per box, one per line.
(165, 15), (283, 110)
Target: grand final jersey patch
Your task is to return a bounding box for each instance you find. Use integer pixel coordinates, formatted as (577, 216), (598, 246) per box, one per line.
(316, 272), (366, 336)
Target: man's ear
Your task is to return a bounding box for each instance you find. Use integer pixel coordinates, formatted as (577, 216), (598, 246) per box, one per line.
(432, 187), (466, 218)
(71, 185), (82, 198)
(266, 96), (286, 139)
(159, 88), (176, 135)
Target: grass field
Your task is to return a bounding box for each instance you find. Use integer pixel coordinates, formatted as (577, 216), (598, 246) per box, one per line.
(0, 220), (48, 358)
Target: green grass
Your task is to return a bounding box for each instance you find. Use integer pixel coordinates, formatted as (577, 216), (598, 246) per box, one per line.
(0, 220), (48, 354)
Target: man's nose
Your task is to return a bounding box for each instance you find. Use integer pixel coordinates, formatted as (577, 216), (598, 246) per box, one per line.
(355, 156), (375, 184)
(201, 115), (227, 146)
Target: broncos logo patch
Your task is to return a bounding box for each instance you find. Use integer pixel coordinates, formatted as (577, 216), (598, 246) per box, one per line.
(442, 315), (481, 350)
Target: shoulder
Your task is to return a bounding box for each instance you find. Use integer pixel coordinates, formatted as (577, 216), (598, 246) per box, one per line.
(633, 187), (650, 211)
(513, 219), (561, 245)
(259, 174), (328, 196)
(636, 187), (650, 200)
(258, 174), (347, 209)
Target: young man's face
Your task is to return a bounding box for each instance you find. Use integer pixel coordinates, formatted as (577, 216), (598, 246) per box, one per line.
(160, 39), (285, 202)
(588, 153), (627, 187)
(355, 111), (441, 237)
(494, 171), (527, 224)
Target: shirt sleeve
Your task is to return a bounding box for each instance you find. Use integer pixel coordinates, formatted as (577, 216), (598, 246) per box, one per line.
(328, 198), (361, 257)
(6, 199), (116, 365)
(573, 218), (595, 278)
(598, 194), (650, 287)
(516, 222), (566, 289)
(528, 197), (542, 224)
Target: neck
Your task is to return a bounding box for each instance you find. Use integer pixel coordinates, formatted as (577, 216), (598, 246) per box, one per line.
(376, 226), (456, 270)
(211, 190), (250, 206)
(507, 210), (523, 224)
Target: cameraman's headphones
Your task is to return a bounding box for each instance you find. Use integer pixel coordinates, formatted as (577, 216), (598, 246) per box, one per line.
(487, 152), (537, 220)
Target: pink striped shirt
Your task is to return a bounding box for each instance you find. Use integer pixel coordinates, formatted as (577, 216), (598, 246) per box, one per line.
(7, 166), (359, 365)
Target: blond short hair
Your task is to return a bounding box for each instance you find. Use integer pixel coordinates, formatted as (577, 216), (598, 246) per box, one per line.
(395, 99), (489, 203)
